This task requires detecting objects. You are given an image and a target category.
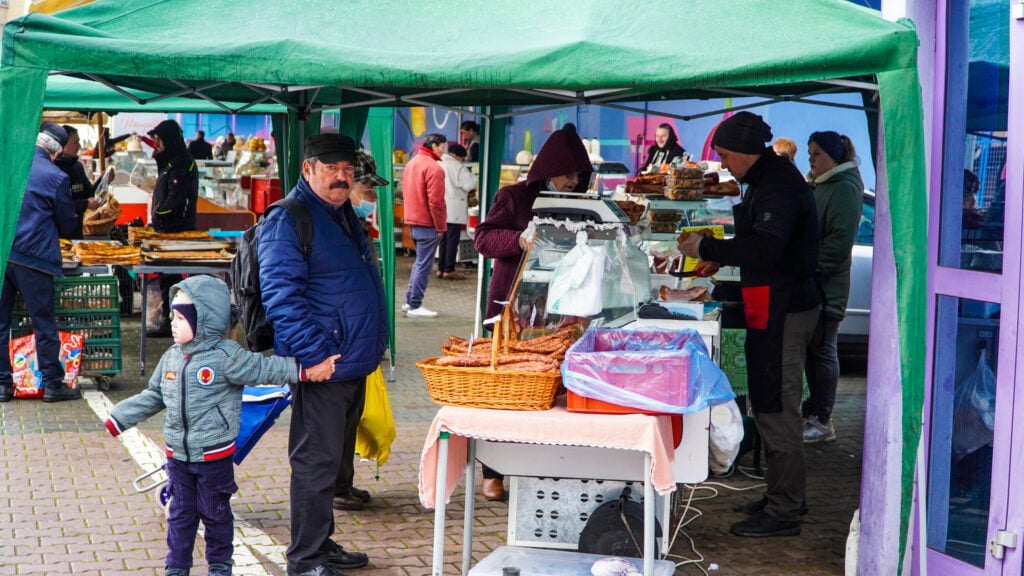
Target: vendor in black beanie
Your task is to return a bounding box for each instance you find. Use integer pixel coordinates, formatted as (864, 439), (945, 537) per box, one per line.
(679, 110), (822, 539)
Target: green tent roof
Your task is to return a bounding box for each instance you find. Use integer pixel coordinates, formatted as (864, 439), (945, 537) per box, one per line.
(0, 3), (927, 571)
(44, 75), (285, 114)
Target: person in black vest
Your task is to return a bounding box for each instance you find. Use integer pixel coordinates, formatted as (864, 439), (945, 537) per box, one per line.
(145, 119), (199, 338)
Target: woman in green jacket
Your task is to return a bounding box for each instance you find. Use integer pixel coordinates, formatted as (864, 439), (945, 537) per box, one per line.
(802, 131), (864, 443)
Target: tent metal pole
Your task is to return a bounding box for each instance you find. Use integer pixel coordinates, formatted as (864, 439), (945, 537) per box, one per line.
(473, 107), (492, 336)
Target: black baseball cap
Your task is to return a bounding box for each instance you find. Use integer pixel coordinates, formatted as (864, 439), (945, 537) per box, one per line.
(40, 121), (68, 147)
(305, 133), (358, 164)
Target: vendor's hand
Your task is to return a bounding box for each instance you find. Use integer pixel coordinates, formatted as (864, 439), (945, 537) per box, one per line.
(305, 354), (340, 382)
(87, 198), (101, 210)
(519, 221), (537, 250)
(679, 233), (703, 259)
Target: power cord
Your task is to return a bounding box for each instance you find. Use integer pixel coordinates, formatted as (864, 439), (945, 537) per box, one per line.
(663, 481), (768, 574)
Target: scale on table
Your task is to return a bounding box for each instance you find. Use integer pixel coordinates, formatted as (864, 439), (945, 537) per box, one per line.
(532, 190), (629, 224)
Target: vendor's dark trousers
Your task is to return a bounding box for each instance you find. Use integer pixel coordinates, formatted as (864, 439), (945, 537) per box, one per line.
(802, 315), (841, 422)
(165, 456), (237, 569)
(0, 264), (64, 389)
(437, 223), (462, 274)
(753, 306), (818, 523)
(287, 377), (364, 574)
(334, 378), (367, 496)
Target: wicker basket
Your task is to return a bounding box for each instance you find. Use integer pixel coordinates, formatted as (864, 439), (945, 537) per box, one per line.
(82, 200), (122, 237)
(416, 356), (561, 411)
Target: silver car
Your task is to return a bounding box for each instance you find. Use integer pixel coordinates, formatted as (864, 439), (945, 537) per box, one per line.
(838, 190), (874, 348)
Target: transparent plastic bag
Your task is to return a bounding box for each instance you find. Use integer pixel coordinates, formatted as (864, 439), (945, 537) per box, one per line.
(546, 231), (606, 317)
(562, 328), (735, 414)
(952, 348), (996, 461)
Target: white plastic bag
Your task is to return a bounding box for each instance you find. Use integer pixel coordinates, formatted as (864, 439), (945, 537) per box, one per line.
(709, 399), (743, 475)
(546, 231), (606, 317)
(952, 348), (996, 461)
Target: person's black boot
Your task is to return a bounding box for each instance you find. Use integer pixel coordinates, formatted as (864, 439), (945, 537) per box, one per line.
(0, 386), (12, 402)
(43, 385), (82, 403)
(730, 511), (801, 538)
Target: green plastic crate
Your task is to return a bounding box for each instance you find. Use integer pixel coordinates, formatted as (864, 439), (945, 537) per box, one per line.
(81, 338), (122, 375)
(11, 310), (120, 341)
(14, 275), (119, 313)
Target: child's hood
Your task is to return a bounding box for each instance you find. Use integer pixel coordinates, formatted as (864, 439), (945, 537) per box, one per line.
(169, 275), (230, 346)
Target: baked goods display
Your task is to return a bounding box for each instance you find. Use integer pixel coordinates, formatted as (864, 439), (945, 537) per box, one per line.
(664, 166), (706, 200)
(705, 179), (741, 196)
(613, 200), (646, 226)
(647, 208), (680, 234)
(127, 226), (214, 245)
(625, 172), (666, 195)
(72, 241), (142, 265)
(442, 324), (579, 358)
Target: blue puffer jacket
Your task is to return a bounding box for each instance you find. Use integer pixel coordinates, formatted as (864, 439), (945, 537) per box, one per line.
(107, 275), (302, 462)
(9, 147), (77, 276)
(257, 178), (387, 381)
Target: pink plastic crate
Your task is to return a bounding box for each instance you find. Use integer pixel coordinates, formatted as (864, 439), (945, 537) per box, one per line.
(563, 329), (705, 407)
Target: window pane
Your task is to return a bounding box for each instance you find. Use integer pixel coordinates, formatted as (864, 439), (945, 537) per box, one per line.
(938, 0), (1008, 271)
(926, 295), (999, 567)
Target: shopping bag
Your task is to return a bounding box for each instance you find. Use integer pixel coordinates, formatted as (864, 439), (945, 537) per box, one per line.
(234, 385), (291, 465)
(952, 348), (996, 461)
(546, 231), (606, 317)
(355, 367), (396, 466)
(10, 331), (84, 399)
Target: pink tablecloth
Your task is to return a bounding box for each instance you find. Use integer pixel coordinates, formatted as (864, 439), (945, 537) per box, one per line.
(418, 402), (677, 508)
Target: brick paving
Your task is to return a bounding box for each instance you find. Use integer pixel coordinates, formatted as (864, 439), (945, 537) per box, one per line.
(0, 254), (864, 575)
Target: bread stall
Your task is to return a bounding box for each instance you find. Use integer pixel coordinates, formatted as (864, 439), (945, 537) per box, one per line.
(418, 188), (737, 576)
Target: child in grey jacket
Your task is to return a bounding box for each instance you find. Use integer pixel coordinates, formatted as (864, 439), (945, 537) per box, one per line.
(105, 275), (336, 576)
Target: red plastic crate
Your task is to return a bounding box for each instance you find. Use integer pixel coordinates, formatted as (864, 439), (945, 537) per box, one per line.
(566, 391), (682, 447)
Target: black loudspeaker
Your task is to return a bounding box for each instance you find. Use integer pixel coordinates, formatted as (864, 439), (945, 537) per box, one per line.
(578, 487), (661, 558)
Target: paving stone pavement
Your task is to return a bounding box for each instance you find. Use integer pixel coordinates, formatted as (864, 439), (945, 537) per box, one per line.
(0, 254), (864, 575)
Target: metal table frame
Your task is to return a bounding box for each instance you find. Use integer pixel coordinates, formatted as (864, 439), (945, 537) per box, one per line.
(430, 430), (663, 576)
(130, 264), (230, 375)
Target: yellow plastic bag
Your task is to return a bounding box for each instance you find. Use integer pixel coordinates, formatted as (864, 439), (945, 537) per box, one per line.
(355, 367), (396, 467)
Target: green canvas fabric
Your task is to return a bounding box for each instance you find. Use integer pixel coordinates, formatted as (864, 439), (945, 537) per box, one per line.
(0, 2), (927, 568)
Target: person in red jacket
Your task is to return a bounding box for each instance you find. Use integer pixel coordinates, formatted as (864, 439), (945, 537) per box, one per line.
(401, 133), (448, 318)
(472, 122), (593, 500)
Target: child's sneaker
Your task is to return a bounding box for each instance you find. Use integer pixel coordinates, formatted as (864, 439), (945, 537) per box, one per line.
(406, 306), (438, 318)
(208, 562), (232, 576)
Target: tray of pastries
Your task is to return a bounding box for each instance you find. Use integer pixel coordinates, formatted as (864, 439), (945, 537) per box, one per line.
(72, 241), (142, 265)
(128, 226), (214, 245)
(142, 249), (234, 264)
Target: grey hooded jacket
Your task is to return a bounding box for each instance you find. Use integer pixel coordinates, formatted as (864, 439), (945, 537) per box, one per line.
(107, 275), (301, 462)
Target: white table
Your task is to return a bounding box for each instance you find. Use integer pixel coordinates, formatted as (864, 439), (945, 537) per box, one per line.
(419, 403), (710, 576)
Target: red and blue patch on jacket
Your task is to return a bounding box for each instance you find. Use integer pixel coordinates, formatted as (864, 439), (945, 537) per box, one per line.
(195, 366), (216, 386)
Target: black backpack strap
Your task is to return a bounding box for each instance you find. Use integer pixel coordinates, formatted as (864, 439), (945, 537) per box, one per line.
(268, 197), (314, 260)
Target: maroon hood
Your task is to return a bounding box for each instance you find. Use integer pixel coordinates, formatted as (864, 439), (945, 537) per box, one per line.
(526, 123), (592, 192)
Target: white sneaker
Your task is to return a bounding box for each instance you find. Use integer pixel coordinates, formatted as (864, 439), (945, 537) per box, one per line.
(406, 306), (438, 318)
(802, 418), (836, 443)
(401, 303), (411, 312)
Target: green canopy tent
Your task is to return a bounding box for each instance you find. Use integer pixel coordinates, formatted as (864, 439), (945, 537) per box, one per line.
(1, 1), (927, 571)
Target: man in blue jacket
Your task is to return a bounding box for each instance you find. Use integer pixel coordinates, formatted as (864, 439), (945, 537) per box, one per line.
(258, 133), (387, 576)
(0, 122), (80, 403)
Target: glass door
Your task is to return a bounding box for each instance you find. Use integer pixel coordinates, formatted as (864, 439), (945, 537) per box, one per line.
(924, 0), (1017, 574)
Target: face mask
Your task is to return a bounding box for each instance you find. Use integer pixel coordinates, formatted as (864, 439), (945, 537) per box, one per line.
(353, 200), (376, 219)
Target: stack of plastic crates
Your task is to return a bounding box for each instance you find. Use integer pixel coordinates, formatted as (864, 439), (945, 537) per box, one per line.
(11, 275), (121, 390)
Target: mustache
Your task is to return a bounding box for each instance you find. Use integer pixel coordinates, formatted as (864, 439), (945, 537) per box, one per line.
(330, 181), (350, 190)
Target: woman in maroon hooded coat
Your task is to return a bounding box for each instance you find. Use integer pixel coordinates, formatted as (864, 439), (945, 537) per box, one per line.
(472, 122), (593, 500)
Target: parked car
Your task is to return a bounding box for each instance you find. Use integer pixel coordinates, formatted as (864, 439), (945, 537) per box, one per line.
(838, 190), (874, 348)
